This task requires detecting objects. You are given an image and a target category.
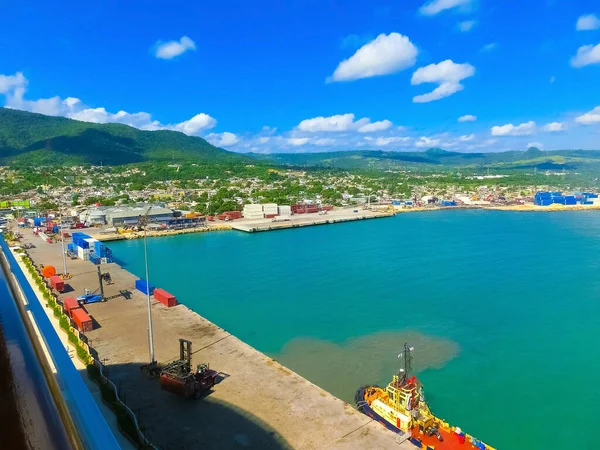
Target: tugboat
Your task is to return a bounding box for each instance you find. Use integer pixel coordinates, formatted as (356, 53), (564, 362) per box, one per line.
(355, 344), (494, 450)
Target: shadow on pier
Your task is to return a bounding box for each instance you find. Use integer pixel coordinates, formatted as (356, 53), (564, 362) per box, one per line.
(80, 361), (293, 450)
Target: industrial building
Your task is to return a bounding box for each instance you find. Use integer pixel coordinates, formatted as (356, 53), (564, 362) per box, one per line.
(79, 205), (174, 227)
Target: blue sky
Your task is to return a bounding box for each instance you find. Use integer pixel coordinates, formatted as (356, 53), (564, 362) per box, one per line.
(1, 0), (600, 153)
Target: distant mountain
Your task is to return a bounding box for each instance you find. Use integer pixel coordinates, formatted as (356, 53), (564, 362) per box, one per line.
(250, 147), (600, 173)
(0, 108), (250, 166)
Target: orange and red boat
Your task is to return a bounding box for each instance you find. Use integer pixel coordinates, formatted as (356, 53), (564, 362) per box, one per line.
(355, 344), (494, 450)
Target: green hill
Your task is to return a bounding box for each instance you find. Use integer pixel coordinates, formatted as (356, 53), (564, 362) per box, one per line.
(0, 108), (249, 166)
(251, 147), (600, 173)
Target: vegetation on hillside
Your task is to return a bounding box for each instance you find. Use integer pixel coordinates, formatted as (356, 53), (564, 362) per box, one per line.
(0, 108), (249, 166)
(252, 147), (600, 175)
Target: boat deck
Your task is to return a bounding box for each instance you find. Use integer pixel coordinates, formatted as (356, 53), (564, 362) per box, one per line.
(412, 426), (487, 450)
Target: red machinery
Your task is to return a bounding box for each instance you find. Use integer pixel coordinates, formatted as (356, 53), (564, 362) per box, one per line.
(159, 339), (218, 398)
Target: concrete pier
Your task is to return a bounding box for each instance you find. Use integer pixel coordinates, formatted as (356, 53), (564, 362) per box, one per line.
(16, 228), (411, 450)
(229, 209), (394, 233)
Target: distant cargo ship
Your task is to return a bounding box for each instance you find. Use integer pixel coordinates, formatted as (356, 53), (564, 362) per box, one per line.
(355, 344), (494, 450)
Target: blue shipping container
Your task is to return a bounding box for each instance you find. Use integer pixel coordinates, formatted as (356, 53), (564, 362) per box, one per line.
(135, 279), (155, 295)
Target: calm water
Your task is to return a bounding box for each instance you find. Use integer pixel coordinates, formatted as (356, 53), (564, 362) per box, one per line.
(111, 211), (600, 449)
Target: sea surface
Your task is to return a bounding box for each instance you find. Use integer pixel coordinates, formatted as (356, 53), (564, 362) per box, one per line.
(111, 210), (600, 449)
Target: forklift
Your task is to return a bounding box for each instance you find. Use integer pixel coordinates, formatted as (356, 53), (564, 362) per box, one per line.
(159, 339), (218, 398)
(77, 266), (130, 305)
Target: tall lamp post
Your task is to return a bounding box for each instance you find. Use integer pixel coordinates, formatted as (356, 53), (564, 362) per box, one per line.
(59, 214), (68, 277)
(139, 208), (155, 365)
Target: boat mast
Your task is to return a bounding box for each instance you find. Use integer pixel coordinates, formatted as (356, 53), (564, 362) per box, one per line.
(399, 342), (413, 383)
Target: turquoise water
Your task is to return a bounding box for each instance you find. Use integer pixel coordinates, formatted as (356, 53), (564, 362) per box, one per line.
(111, 211), (600, 449)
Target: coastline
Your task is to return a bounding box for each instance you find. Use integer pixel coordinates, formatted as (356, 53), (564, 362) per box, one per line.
(87, 204), (600, 242)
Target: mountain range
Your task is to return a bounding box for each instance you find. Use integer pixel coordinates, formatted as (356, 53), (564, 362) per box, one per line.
(2, 108), (600, 173)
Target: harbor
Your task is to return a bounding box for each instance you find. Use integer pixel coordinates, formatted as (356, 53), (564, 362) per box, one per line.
(10, 225), (411, 450)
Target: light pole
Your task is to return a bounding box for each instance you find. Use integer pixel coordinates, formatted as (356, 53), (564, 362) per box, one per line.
(59, 214), (68, 277)
(139, 208), (155, 365)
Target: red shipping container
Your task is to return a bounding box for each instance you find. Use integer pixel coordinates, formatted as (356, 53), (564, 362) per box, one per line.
(63, 297), (79, 317)
(265, 214), (278, 218)
(50, 275), (65, 292)
(72, 308), (93, 332)
(153, 288), (177, 307)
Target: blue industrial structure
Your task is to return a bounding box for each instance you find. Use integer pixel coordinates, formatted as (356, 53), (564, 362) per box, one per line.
(534, 191), (598, 206)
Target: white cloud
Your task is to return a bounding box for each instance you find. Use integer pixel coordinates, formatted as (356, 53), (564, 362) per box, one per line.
(459, 134), (475, 141)
(173, 113), (217, 134)
(526, 142), (544, 150)
(328, 33), (418, 82)
(314, 138), (337, 146)
(458, 20), (476, 32)
(258, 137), (270, 144)
(576, 14), (600, 31)
(570, 43), (600, 68)
(480, 43), (498, 52)
(297, 113), (365, 132)
(415, 136), (441, 148)
(491, 121), (536, 136)
(411, 60), (475, 103)
(357, 120), (393, 133)
(366, 136), (410, 147)
(154, 36), (196, 60)
(297, 113), (393, 133)
(261, 125), (277, 134)
(0, 71), (217, 137)
(575, 106), (600, 125)
(206, 132), (239, 147)
(288, 137), (309, 146)
(458, 114), (477, 122)
(420, 0), (472, 16)
(0, 72), (27, 94)
(543, 122), (565, 132)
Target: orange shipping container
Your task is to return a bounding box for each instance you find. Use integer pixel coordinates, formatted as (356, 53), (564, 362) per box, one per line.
(153, 288), (177, 307)
(50, 275), (65, 292)
(72, 308), (93, 332)
(63, 297), (79, 317)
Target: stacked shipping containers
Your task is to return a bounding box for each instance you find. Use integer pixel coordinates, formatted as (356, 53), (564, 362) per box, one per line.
(243, 204), (265, 220)
(535, 191), (600, 206)
(263, 203), (278, 219)
(71, 232), (113, 263)
(278, 205), (292, 217)
(534, 192), (553, 206)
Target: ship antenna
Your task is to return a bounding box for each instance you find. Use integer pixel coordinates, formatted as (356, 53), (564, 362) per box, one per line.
(398, 343), (413, 384)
